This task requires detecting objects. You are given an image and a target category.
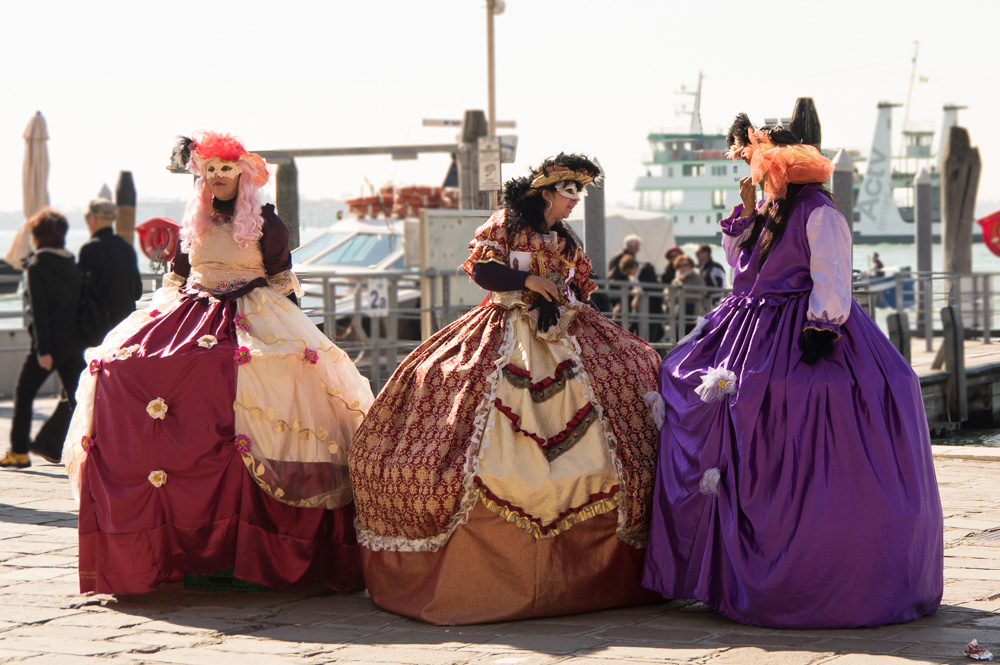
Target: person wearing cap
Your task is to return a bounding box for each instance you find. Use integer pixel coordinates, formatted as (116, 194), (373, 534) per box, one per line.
(350, 153), (663, 625)
(660, 245), (683, 285)
(77, 198), (143, 347)
(64, 131), (374, 596)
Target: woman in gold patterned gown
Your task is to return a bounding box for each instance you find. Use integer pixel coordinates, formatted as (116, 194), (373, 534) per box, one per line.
(349, 154), (663, 625)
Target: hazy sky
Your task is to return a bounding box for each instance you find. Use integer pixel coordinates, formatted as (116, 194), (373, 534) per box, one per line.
(1, 0), (997, 217)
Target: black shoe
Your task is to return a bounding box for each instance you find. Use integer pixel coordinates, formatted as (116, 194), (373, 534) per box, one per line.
(28, 443), (61, 465)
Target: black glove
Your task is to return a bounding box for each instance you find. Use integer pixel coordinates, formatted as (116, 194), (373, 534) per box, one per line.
(529, 296), (560, 332)
(800, 328), (837, 365)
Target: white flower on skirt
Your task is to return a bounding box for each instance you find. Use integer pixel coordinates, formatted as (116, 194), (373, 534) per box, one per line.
(694, 366), (737, 403)
(148, 470), (167, 487)
(115, 344), (141, 361)
(642, 391), (666, 430)
(146, 397), (168, 420)
(699, 468), (721, 495)
(197, 335), (218, 349)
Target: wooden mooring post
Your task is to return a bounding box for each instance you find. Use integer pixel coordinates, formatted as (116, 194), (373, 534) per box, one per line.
(931, 305), (968, 425)
(115, 171), (136, 245)
(887, 311), (911, 363)
(941, 126), (981, 307)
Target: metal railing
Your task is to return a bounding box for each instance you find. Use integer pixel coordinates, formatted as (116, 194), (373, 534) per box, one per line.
(852, 270), (1000, 350)
(4, 267), (999, 393)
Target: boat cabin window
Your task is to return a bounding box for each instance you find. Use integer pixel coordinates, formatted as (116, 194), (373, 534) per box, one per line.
(683, 164), (705, 177)
(712, 190), (727, 209)
(292, 232), (350, 263)
(311, 233), (402, 268)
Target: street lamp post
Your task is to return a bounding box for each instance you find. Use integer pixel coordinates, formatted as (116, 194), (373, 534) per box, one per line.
(486, 0), (503, 209)
(486, 0), (500, 139)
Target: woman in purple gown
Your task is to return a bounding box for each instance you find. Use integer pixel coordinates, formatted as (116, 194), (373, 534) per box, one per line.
(642, 115), (943, 628)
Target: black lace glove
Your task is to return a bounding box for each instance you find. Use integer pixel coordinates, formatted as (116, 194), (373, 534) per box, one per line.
(800, 328), (837, 365)
(529, 296), (560, 333)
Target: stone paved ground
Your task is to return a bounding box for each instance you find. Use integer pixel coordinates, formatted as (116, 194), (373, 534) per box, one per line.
(1, 398), (999, 664)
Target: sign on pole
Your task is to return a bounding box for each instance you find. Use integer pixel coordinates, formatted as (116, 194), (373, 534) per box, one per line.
(478, 137), (502, 191)
(361, 278), (389, 318)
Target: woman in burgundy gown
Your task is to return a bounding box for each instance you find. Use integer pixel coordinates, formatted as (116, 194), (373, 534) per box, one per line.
(65, 131), (373, 594)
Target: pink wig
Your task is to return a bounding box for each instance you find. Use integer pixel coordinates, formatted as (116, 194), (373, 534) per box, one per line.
(179, 131), (270, 251)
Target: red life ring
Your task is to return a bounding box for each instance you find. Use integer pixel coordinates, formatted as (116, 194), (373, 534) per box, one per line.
(135, 217), (181, 261)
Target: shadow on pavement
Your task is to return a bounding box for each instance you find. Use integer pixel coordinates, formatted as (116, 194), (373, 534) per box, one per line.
(0, 501), (77, 526)
(92, 589), (998, 662)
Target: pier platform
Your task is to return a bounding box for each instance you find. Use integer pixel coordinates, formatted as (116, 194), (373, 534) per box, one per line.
(0, 398), (998, 663)
(912, 339), (1000, 436)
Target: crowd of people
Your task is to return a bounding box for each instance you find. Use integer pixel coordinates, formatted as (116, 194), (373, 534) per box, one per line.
(0, 123), (943, 631)
(605, 237), (729, 341)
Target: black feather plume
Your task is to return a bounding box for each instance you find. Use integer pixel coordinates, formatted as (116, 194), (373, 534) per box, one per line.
(167, 135), (195, 173)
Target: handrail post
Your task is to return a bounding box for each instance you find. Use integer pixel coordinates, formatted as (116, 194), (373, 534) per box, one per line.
(924, 273), (934, 352)
(322, 275), (336, 340)
(638, 285), (650, 341)
(984, 274), (992, 344)
(387, 276), (400, 372)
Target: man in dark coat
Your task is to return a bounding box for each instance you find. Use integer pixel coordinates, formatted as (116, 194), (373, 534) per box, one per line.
(696, 244), (727, 289)
(78, 199), (142, 346)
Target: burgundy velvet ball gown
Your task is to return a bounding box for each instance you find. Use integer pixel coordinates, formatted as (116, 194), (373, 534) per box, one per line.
(66, 206), (374, 594)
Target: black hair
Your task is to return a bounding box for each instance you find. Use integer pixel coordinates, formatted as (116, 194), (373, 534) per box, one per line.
(501, 152), (600, 256)
(738, 125), (834, 267)
(726, 113), (754, 149)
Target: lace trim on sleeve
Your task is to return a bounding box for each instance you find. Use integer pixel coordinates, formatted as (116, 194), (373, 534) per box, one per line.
(163, 272), (186, 289)
(267, 269), (303, 299)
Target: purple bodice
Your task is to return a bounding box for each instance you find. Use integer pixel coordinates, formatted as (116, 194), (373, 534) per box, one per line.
(730, 185), (831, 298)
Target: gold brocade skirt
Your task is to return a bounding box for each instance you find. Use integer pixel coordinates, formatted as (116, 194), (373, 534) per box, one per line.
(349, 301), (662, 624)
(363, 503), (660, 625)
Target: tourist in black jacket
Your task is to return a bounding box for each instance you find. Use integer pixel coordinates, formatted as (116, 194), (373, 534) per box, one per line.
(78, 198), (142, 347)
(1, 210), (86, 468)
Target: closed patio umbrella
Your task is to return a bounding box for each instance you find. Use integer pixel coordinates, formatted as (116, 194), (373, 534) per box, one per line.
(5, 111), (50, 269)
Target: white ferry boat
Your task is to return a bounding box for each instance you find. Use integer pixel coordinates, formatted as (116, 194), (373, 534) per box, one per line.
(634, 74), (971, 244)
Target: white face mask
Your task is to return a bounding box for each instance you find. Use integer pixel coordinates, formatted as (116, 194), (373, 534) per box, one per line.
(554, 180), (585, 200)
(201, 157), (243, 179)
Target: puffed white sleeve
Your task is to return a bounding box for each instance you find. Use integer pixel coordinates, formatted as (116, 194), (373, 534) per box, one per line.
(806, 204), (853, 337)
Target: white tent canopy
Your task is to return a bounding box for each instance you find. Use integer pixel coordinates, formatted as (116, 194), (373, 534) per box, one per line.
(566, 206), (676, 274)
